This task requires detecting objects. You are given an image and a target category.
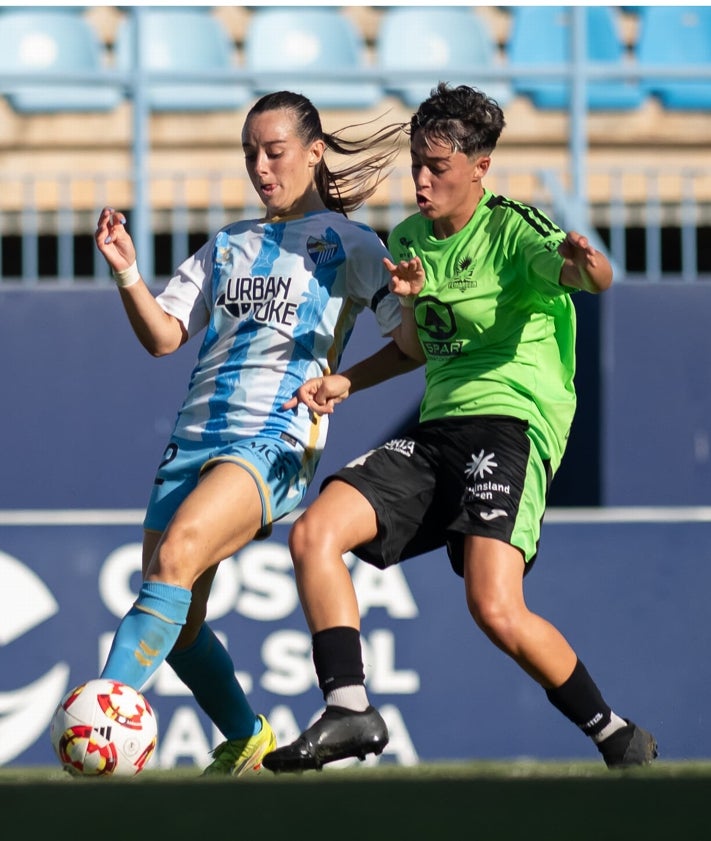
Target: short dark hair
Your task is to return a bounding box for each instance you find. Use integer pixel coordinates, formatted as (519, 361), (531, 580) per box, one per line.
(410, 82), (506, 157)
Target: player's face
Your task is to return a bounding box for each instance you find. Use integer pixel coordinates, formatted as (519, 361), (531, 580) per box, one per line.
(410, 131), (490, 237)
(242, 109), (325, 219)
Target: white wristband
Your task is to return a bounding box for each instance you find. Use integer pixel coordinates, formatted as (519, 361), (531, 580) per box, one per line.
(399, 294), (416, 309)
(112, 261), (141, 288)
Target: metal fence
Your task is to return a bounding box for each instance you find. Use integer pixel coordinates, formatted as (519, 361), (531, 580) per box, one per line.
(1, 162), (708, 285)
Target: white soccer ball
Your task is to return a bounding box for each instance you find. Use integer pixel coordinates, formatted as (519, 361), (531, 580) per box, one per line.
(50, 678), (158, 777)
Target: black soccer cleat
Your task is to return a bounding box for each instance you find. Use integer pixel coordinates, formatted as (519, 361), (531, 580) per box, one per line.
(598, 719), (658, 769)
(262, 705), (388, 773)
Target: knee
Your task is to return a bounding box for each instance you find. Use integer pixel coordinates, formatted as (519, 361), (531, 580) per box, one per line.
(467, 594), (520, 651)
(288, 510), (321, 569)
(153, 520), (201, 580)
(288, 507), (349, 577)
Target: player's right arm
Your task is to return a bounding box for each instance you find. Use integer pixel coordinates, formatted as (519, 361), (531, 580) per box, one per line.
(384, 255), (426, 363)
(95, 206), (187, 357)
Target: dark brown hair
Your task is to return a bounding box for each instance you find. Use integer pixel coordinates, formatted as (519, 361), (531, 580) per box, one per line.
(246, 91), (404, 215)
(410, 82), (506, 157)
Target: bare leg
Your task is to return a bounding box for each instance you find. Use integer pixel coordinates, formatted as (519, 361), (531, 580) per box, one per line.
(462, 535), (657, 767)
(288, 479), (379, 633)
(462, 535), (577, 688)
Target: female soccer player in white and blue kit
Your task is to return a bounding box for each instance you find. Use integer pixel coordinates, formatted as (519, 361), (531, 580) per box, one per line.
(93, 91), (420, 775)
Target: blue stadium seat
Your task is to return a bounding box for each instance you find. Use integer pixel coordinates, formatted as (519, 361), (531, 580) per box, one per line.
(113, 9), (250, 112)
(376, 7), (513, 108)
(636, 7), (711, 110)
(244, 7), (383, 109)
(0, 9), (122, 113)
(507, 6), (644, 110)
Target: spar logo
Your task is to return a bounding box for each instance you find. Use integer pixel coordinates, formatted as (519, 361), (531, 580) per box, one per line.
(0, 550), (69, 765)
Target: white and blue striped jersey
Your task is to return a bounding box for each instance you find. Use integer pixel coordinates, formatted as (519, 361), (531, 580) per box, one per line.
(155, 209), (401, 454)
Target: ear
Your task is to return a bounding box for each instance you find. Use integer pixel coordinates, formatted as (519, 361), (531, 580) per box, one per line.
(474, 155), (491, 180)
(309, 139), (326, 167)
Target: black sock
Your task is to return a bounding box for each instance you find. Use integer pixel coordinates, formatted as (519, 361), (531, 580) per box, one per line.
(312, 626), (365, 699)
(545, 659), (612, 738)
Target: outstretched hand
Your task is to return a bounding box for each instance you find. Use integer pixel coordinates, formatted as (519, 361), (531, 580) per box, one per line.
(95, 206), (136, 273)
(383, 255), (425, 300)
(557, 230), (597, 265)
(282, 373), (352, 416)
(557, 230), (613, 293)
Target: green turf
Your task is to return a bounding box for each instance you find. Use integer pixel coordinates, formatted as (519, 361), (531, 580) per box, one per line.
(2, 757), (711, 783)
(2, 761), (709, 840)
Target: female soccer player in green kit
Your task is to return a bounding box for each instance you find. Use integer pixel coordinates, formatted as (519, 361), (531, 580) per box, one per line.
(264, 83), (658, 773)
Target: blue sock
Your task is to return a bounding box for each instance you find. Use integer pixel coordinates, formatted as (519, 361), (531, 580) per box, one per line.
(167, 623), (259, 739)
(100, 581), (192, 691)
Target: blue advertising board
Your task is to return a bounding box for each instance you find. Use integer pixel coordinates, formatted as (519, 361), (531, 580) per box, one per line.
(601, 282), (711, 505)
(1, 507), (710, 769)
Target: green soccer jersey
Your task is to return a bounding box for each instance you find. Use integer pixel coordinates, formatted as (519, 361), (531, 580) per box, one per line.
(388, 189), (574, 473)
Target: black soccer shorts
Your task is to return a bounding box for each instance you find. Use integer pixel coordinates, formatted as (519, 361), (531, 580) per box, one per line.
(323, 414), (551, 576)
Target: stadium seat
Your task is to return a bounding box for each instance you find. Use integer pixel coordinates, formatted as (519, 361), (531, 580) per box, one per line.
(113, 8), (250, 111)
(0, 9), (122, 113)
(376, 6), (513, 108)
(636, 7), (711, 110)
(244, 7), (383, 109)
(507, 6), (644, 110)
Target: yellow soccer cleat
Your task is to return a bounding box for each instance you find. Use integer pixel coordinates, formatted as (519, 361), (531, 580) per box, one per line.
(201, 714), (276, 777)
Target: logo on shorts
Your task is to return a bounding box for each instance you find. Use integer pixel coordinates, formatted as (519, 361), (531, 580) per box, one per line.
(384, 438), (415, 457)
(464, 450), (511, 506)
(480, 509), (508, 521)
(465, 450), (498, 480)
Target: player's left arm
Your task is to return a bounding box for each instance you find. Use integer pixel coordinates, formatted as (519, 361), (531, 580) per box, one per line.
(282, 341), (422, 415)
(557, 230), (613, 294)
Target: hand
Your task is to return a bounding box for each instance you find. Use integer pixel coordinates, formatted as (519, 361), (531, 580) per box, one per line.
(558, 230), (596, 266)
(95, 206), (136, 272)
(558, 230), (613, 293)
(383, 255), (425, 300)
(282, 374), (352, 415)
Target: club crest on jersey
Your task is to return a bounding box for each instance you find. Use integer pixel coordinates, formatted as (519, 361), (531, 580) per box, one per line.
(449, 256), (478, 292)
(307, 236), (340, 266)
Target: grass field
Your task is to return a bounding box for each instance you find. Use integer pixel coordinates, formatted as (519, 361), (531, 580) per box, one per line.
(2, 760), (710, 839)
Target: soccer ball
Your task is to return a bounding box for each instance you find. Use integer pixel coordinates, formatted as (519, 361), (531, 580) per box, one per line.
(50, 679), (157, 777)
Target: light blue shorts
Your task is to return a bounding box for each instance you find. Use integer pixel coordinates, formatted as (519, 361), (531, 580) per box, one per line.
(143, 434), (318, 536)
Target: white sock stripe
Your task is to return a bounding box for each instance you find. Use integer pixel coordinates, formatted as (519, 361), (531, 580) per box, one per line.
(325, 685), (369, 712)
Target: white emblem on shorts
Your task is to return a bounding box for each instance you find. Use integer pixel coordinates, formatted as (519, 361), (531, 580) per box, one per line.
(480, 509), (508, 521)
(384, 438), (415, 457)
(465, 450), (498, 480)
